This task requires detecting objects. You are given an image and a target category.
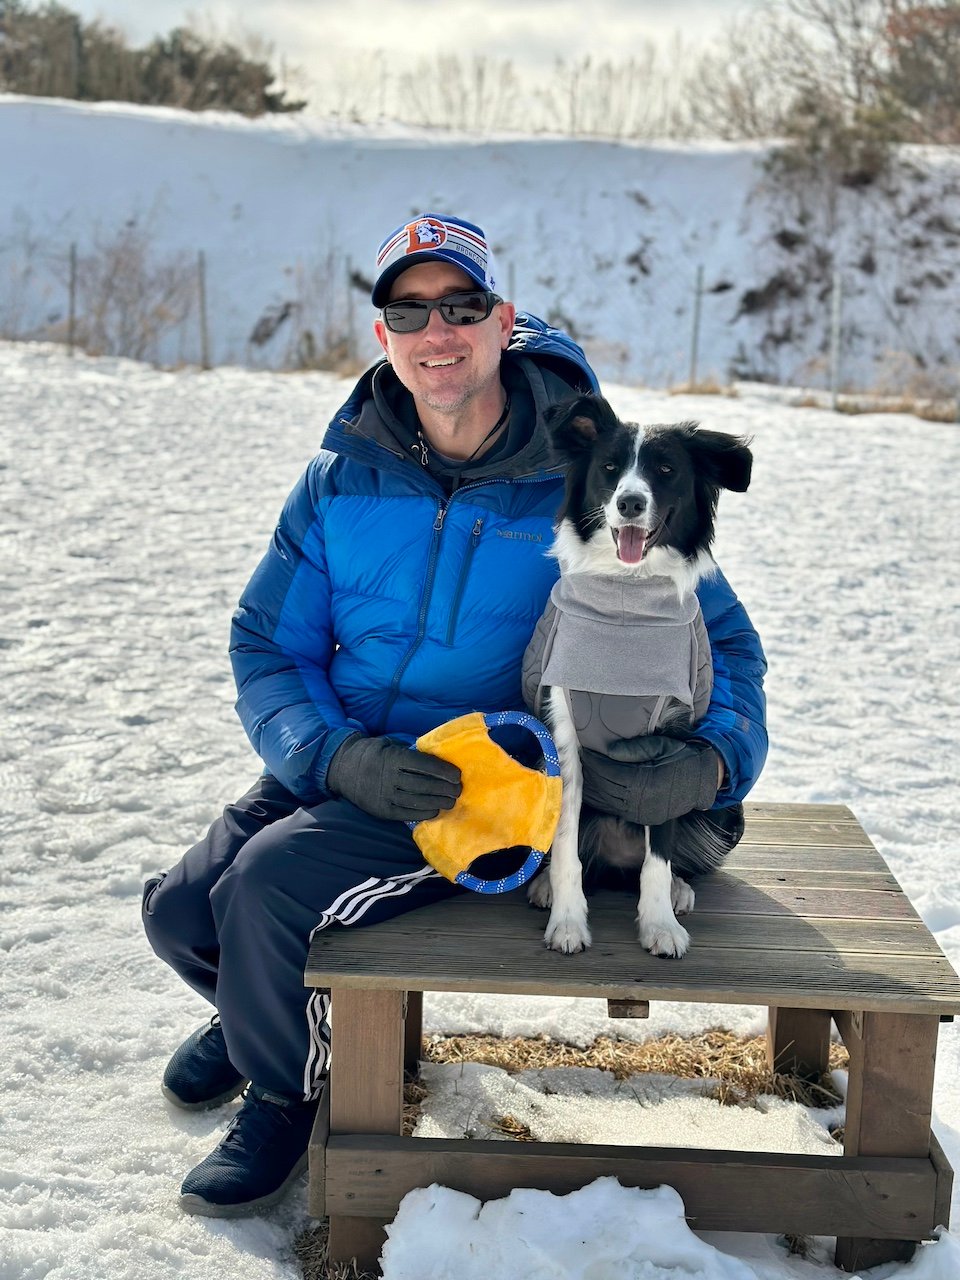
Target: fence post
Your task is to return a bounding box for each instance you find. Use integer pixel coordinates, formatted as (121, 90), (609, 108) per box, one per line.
(688, 263), (704, 389)
(197, 250), (210, 370)
(68, 242), (77, 357)
(829, 269), (842, 411)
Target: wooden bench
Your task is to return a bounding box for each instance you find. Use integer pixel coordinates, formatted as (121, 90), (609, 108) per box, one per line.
(305, 802), (960, 1275)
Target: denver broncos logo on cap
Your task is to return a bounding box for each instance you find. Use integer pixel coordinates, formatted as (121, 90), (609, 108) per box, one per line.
(405, 217), (447, 254)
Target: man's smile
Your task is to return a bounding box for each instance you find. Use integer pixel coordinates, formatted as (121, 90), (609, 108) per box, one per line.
(421, 355), (465, 368)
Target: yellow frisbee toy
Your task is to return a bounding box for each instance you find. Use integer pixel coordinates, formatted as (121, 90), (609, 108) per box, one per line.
(408, 711), (562, 894)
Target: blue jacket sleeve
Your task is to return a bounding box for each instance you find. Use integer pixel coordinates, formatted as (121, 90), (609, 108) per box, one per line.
(694, 568), (768, 804)
(229, 455), (362, 801)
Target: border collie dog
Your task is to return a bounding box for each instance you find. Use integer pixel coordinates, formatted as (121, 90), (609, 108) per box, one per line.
(523, 393), (752, 958)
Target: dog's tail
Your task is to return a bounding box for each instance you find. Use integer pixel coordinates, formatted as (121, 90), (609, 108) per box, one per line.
(669, 804), (745, 877)
(576, 803), (745, 889)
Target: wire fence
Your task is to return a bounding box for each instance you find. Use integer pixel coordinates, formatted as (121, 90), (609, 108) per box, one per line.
(2, 230), (958, 420)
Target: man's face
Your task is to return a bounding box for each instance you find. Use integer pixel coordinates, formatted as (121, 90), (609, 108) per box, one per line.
(374, 261), (516, 416)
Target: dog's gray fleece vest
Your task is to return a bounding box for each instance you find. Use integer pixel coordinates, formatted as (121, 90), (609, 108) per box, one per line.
(522, 573), (713, 755)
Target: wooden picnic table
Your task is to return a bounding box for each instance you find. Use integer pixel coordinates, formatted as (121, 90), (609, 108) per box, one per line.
(305, 801), (960, 1275)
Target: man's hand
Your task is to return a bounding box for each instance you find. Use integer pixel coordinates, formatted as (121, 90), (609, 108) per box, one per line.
(327, 733), (462, 823)
(580, 735), (721, 827)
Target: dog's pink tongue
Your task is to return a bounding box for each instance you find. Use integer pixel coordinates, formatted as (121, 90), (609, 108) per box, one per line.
(617, 527), (647, 564)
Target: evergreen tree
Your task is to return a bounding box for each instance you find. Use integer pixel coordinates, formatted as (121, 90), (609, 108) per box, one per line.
(0, 0), (306, 115)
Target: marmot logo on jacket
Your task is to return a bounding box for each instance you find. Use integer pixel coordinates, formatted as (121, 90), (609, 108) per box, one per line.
(496, 529), (543, 543)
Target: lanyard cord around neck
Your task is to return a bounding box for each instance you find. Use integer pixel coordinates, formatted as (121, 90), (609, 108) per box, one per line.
(414, 393), (512, 469)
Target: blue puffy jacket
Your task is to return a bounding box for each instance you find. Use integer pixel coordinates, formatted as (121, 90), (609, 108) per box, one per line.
(230, 316), (767, 806)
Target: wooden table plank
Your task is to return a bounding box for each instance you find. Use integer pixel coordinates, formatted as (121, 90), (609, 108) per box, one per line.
(691, 879), (918, 920)
(740, 821), (873, 848)
(743, 802), (858, 823)
(727, 845), (890, 873)
(563, 912), (943, 957)
(307, 935), (960, 1012)
(318, 877), (920, 927)
(324, 1134), (940, 1239)
(709, 867), (900, 891)
(326, 893), (942, 957)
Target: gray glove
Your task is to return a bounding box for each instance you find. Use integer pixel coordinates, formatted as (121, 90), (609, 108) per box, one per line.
(580, 735), (720, 827)
(327, 733), (461, 822)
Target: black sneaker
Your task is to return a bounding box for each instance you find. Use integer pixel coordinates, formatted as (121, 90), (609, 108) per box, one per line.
(162, 1015), (248, 1110)
(179, 1084), (318, 1217)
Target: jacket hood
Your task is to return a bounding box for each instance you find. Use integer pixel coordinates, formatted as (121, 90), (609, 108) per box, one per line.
(321, 313), (598, 482)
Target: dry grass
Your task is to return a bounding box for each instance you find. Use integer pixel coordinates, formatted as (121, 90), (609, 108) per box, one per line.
(850, 396), (958, 423)
(401, 1078), (428, 1137)
(668, 379), (738, 397)
(295, 1029), (848, 1278)
(781, 1233), (813, 1259)
(293, 1220), (377, 1280)
(685, 376), (959, 420)
(491, 1112), (536, 1140)
(776, 390), (957, 421)
(422, 1029), (847, 1107)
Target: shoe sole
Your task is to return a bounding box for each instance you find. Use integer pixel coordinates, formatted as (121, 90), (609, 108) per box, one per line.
(178, 1153), (309, 1218)
(161, 1078), (249, 1111)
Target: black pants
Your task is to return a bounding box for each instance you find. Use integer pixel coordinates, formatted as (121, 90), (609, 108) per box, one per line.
(142, 774), (462, 1100)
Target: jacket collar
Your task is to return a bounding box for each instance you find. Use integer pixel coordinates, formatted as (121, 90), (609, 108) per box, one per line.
(322, 353), (578, 482)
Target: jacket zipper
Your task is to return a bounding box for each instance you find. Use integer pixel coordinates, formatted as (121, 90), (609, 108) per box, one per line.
(377, 474), (555, 729)
(445, 517), (484, 646)
(380, 501), (448, 725)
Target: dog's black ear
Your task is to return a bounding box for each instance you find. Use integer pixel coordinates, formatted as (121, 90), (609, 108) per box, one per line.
(543, 394), (620, 461)
(685, 428), (753, 492)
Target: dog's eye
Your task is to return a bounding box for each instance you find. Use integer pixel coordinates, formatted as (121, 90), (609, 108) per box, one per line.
(658, 464), (674, 476)
(603, 463), (617, 473)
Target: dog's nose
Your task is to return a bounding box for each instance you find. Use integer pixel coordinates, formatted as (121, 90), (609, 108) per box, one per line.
(616, 492), (648, 519)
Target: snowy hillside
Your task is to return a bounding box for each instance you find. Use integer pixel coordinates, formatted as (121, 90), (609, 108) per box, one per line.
(3, 93), (960, 392)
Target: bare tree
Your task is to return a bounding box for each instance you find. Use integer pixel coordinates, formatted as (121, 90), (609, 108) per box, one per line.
(683, 0), (960, 147)
(395, 54), (519, 133)
(684, 12), (810, 139)
(315, 49), (391, 124)
(785, 0), (891, 108)
(66, 221), (194, 361)
(533, 46), (690, 140)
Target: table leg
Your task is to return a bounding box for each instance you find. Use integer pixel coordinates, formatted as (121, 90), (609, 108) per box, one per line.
(766, 1006), (831, 1078)
(834, 1011), (938, 1272)
(327, 987), (405, 1274)
(404, 990), (424, 1080)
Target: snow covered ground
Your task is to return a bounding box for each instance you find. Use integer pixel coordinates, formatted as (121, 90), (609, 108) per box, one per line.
(2, 339), (960, 1279)
(4, 95), (960, 393)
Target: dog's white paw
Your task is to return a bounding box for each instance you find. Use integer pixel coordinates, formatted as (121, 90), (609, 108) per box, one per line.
(544, 911), (591, 954)
(637, 913), (690, 959)
(527, 872), (552, 910)
(671, 874), (695, 916)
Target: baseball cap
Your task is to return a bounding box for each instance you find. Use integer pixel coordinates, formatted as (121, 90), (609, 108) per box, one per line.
(372, 213), (498, 307)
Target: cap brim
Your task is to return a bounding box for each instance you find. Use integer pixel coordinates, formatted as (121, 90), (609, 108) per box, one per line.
(372, 251), (488, 307)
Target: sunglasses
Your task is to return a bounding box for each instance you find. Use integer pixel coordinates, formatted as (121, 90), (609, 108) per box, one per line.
(381, 290), (503, 334)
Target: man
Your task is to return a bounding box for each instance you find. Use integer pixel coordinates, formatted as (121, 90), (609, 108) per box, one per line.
(142, 213), (767, 1216)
